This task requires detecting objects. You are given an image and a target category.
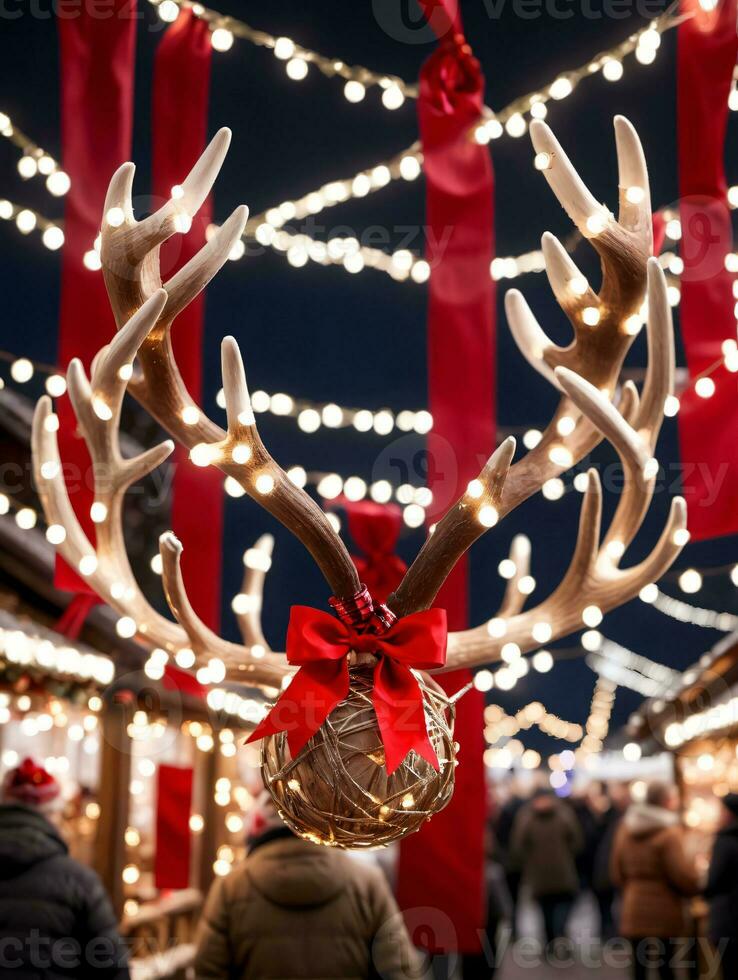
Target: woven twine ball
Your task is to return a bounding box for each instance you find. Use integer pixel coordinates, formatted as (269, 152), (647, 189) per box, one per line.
(260, 662), (457, 848)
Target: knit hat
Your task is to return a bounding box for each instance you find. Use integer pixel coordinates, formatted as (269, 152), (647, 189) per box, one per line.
(2, 757), (61, 810)
(722, 793), (738, 819)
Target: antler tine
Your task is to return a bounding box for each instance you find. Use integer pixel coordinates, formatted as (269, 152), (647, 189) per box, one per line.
(159, 532), (288, 688)
(219, 337), (360, 595)
(31, 395), (184, 650)
(387, 437), (516, 617)
(443, 358), (686, 673)
(100, 135), (360, 600)
(236, 534), (275, 653)
(496, 534), (532, 618)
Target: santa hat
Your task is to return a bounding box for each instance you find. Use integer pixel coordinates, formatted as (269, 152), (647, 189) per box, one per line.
(2, 757), (61, 811)
(246, 789), (289, 846)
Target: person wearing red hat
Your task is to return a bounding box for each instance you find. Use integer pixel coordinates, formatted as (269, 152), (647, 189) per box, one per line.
(0, 757), (130, 979)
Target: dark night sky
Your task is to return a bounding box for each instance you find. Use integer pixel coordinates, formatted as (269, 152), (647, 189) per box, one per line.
(0, 0), (736, 750)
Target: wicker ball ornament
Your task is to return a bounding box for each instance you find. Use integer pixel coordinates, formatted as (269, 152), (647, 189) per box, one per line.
(260, 662), (458, 848)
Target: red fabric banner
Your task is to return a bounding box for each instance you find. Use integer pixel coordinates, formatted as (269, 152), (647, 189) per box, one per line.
(677, 0), (738, 540)
(340, 499), (407, 604)
(397, 0), (493, 955)
(152, 11), (223, 629)
(56, 2), (138, 592)
(155, 764), (193, 890)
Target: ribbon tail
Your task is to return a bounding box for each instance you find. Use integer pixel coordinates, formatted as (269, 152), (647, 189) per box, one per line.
(247, 661), (349, 760)
(373, 661), (440, 775)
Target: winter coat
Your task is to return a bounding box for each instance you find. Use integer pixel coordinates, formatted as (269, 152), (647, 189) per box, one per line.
(704, 819), (738, 942)
(509, 798), (584, 898)
(591, 806), (623, 895)
(194, 829), (423, 980)
(610, 803), (701, 939)
(0, 803), (129, 979)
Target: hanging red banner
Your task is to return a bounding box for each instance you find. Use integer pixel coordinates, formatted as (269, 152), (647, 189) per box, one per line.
(152, 10), (223, 630)
(677, 0), (738, 539)
(55, 1), (138, 592)
(155, 764), (193, 890)
(397, 0), (493, 956)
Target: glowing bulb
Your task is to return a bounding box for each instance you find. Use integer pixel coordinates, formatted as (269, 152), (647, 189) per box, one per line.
(400, 155), (421, 180)
(231, 443), (251, 465)
(181, 405), (200, 425)
(116, 617), (137, 639)
(42, 227), (64, 251)
(679, 568), (702, 594)
(317, 473), (343, 500)
(505, 113), (526, 138)
(106, 207), (125, 228)
(550, 76), (573, 100)
(83, 250), (102, 271)
(585, 213), (607, 236)
(467, 479), (484, 499)
(695, 376), (715, 399)
(533, 650), (554, 673)
(287, 466), (307, 488)
(173, 212), (192, 234)
(17, 155), (38, 179)
(542, 478), (564, 501)
(90, 502), (108, 524)
(286, 57), (308, 81)
(498, 558), (516, 580)
(382, 84), (405, 110)
(625, 186), (645, 205)
(639, 583), (658, 603)
(273, 36), (295, 60)
(211, 27), (234, 51)
(602, 58), (623, 81)
(532, 622), (553, 643)
(403, 504), (426, 529)
(10, 358), (34, 383)
(15, 210), (36, 234)
(298, 408), (321, 433)
(46, 524), (67, 545)
(478, 505), (498, 528)
(549, 445), (573, 467)
(344, 80), (366, 103)
(534, 152), (551, 171)
(582, 306), (601, 326)
(523, 429), (542, 449)
(157, 0), (179, 21)
(662, 394), (680, 420)
(582, 605), (603, 627)
(78, 555), (98, 577)
(46, 171), (70, 196)
(190, 443), (216, 467)
(673, 528), (690, 546)
(255, 473), (274, 495)
(518, 575), (536, 595)
(15, 508), (37, 530)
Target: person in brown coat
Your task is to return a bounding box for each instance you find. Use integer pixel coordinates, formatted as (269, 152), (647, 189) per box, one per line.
(194, 792), (423, 980)
(610, 782), (701, 980)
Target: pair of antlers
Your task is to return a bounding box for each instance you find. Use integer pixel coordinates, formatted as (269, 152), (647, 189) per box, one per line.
(32, 116), (685, 687)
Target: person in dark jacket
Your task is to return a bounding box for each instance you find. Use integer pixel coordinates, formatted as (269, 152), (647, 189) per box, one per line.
(705, 793), (738, 980)
(0, 757), (129, 980)
(591, 782), (630, 939)
(510, 792), (584, 948)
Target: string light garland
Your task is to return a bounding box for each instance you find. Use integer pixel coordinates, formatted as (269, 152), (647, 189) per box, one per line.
(639, 585), (738, 632)
(239, 13), (682, 252)
(149, 0), (415, 109)
(0, 199), (64, 250)
(0, 111), (70, 197)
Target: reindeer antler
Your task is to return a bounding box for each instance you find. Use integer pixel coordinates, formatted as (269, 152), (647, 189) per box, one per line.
(387, 116), (674, 623)
(100, 128), (360, 601)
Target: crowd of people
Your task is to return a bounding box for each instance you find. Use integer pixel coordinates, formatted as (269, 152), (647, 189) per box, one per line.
(491, 779), (738, 979)
(2, 757), (738, 978)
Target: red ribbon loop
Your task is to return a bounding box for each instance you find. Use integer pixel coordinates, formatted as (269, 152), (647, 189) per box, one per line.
(247, 606), (448, 774)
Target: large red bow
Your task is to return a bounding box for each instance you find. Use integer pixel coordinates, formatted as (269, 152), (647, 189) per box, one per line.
(248, 606), (448, 774)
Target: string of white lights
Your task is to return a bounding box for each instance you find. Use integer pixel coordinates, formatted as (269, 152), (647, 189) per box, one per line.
(0, 111), (70, 197)
(639, 584), (738, 632)
(149, 0), (416, 106)
(240, 14), (682, 244)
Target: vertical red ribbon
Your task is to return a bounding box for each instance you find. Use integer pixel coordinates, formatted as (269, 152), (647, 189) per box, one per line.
(56, 2), (138, 592)
(677, 0), (738, 539)
(155, 764), (193, 889)
(397, 0), (492, 955)
(339, 499), (407, 604)
(152, 11), (223, 630)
